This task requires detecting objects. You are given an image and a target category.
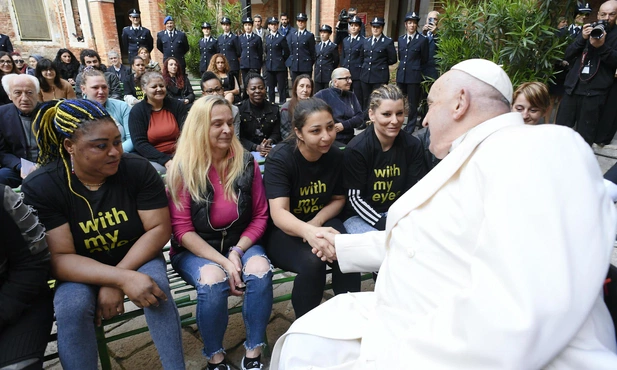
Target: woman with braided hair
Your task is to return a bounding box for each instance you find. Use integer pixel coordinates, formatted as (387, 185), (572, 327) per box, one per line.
(21, 99), (185, 369)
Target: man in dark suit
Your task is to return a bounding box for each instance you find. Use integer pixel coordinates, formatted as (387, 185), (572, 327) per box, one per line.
(397, 12), (428, 133)
(156, 16), (189, 70)
(288, 13), (317, 83)
(239, 16), (264, 89)
(218, 16), (241, 92)
(106, 50), (132, 82)
(0, 33), (13, 53)
(279, 13), (295, 38)
(264, 17), (290, 104)
(341, 15), (364, 106)
(199, 22), (219, 75)
(360, 17), (397, 109)
(0, 75), (40, 188)
(314, 25), (339, 93)
(121, 9), (153, 63)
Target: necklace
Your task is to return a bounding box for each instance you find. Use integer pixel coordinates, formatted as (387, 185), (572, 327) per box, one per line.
(78, 178), (106, 190)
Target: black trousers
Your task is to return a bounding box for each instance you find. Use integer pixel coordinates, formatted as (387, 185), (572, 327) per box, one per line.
(229, 70), (240, 91)
(351, 79), (364, 110)
(265, 70), (288, 104)
(555, 93), (605, 145)
(0, 290), (54, 368)
(361, 82), (386, 110)
(291, 70), (313, 85)
(597, 81), (617, 145)
(398, 82), (422, 133)
(314, 81), (328, 93)
(266, 218), (361, 318)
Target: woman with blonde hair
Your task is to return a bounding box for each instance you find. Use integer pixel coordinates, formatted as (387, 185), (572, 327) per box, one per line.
(512, 82), (550, 125)
(167, 95), (271, 370)
(207, 53), (239, 104)
(138, 46), (160, 72)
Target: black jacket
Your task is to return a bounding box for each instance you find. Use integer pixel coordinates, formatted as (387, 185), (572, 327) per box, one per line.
(121, 26), (154, 62)
(0, 185), (50, 331)
(341, 35), (364, 80)
(239, 33), (263, 69)
(288, 30), (317, 72)
(218, 33), (241, 71)
(0, 103), (40, 170)
(199, 37), (219, 73)
(156, 30), (189, 67)
(107, 64), (132, 82)
(396, 33), (429, 84)
(563, 28), (617, 96)
(314, 41), (340, 84)
(360, 34), (397, 84)
(238, 99), (282, 151)
(265, 32), (290, 72)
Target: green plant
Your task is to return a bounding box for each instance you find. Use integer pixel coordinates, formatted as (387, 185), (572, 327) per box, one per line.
(160, 0), (245, 76)
(436, 0), (572, 89)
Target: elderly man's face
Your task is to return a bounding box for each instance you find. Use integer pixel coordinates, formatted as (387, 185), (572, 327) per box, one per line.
(9, 77), (38, 114)
(422, 72), (461, 159)
(333, 70), (352, 91)
(254, 17), (262, 29)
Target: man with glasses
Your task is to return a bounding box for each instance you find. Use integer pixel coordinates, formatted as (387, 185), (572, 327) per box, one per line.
(201, 71), (241, 136)
(314, 68), (363, 144)
(121, 9), (153, 64)
(0, 74), (40, 187)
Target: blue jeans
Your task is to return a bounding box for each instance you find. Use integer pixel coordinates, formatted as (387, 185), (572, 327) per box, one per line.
(53, 255), (185, 370)
(171, 245), (273, 358)
(344, 213), (388, 234)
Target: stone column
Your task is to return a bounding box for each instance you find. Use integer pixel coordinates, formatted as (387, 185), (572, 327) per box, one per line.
(140, 0), (165, 64)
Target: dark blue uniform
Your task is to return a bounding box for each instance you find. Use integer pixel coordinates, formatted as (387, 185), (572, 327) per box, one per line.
(265, 32), (290, 103)
(397, 32), (428, 132)
(341, 34), (364, 105)
(121, 26), (153, 63)
(218, 33), (241, 88)
(199, 36), (219, 74)
(0, 34), (13, 53)
(239, 33), (263, 82)
(156, 30), (189, 69)
(288, 30), (316, 83)
(279, 25), (296, 38)
(314, 41), (339, 92)
(360, 34), (397, 108)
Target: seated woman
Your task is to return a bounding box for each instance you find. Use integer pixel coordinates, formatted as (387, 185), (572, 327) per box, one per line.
(81, 67), (134, 152)
(238, 73), (281, 156)
(511, 82), (550, 125)
(0, 185), (54, 370)
(162, 57), (194, 107)
(314, 68), (364, 144)
(280, 75), (313, 140)
(0, 51), (20, 106)
(10, 51), (27, 74)
(343, 85), (426, 234)
(129, 71), (188, 174)
(35, 58), (76, 102)
(264, 98), (361, 319)
(167, 95), (271, 370)
(138, 47), (161, 73)
(207, 53), (240, 105)
(53, 49), (80, 86)
(22, 99), (185, 369)
(123, 56), (147, 106)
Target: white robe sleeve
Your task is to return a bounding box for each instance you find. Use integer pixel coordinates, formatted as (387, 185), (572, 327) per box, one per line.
(336, 230), (386, 273)
(401, 128), (617, 368)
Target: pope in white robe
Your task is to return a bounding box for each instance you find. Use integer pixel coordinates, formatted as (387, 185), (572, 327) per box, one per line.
(271, 59), (617, 369)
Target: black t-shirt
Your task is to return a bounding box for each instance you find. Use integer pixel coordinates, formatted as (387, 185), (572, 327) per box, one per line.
(22, 154), (167, 266)
(343, 125), (426, 219)
(264, 142), (344, 222)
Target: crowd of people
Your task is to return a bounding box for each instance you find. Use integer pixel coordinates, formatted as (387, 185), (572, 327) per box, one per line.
(2, 2), (617, 370)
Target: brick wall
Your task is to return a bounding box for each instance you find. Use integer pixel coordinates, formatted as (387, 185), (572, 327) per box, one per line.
(141, 0), (165, 64)
(88, 1), (120, 66)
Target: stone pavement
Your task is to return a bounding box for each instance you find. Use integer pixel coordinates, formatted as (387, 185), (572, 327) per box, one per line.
(43, 275), (376, 370)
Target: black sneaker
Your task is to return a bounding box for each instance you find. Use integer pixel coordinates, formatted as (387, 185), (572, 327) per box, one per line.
(241, 356), (263, 370)
(207, 362), (230, 370)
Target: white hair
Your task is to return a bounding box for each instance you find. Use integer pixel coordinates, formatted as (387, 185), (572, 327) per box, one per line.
(108, 50), (119, 58)
(329, 67), (349, 88)
(1, 73), (40, 95)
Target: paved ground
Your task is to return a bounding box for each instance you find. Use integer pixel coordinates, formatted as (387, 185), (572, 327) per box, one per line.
(42, 139), (617, 370)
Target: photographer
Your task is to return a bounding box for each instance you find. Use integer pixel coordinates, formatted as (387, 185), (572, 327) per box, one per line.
(421, 11), (440, 80)
(556, 1), (617, 145)
(335, 9), (349, 46)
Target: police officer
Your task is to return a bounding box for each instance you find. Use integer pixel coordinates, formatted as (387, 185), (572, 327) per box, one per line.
(218, 16), (241, 92)
(264, 17), (289, 104)
(121, 9), (153, 63)
(288, 13), (316, 84)
(156, 16), (189, 70)
(239, 16), (264, 89)
(397, 11), (428, 133)
(360, 17), (397, 109)
(198, 22), (219, 75)
(314, 25), (339, 93)
(341, 15), (364, 106)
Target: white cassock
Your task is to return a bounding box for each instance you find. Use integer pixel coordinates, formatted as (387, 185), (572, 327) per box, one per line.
(271, 113), (617, 369)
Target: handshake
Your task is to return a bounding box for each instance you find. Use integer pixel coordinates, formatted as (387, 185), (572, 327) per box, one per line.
(304, 224), (339, 263)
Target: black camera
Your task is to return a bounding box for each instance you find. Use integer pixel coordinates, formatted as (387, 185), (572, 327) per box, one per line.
(590, 20), (608, 39)
(339, 9), (349, 22)
(428, 17), (436, 26)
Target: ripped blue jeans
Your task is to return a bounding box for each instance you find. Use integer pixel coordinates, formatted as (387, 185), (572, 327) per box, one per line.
(171, 245), (273, 358)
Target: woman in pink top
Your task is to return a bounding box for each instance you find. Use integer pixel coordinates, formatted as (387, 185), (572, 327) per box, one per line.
(167, 95), (271, 370)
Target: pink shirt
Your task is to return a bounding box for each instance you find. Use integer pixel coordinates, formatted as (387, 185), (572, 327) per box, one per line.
(169, 160), (268, 256)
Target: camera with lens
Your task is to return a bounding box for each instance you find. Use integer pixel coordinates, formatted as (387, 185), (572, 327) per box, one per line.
(428, 17), (436, 26)
(590, 20), (609, 39)
(337, 9), (349, 31)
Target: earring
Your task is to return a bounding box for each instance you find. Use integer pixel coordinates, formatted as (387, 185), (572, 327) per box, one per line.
(70, 154), (75, 174)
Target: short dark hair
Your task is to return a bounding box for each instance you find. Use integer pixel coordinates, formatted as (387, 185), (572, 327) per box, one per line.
(80, 49), (101, 66)
(290, 97), (333, 141)
(280, 12), (288, 17)
(200, 71), (220, 85)
(348, 7), (358, 13)
(254, 14), (262, 21)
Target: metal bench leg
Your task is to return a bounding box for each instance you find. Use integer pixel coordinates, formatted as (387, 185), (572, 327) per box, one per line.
(95, 325), (112, 370)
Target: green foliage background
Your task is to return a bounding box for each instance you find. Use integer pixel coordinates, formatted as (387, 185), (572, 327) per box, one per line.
(436, 0), (576, 89)
(160, 0), (246, 76)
